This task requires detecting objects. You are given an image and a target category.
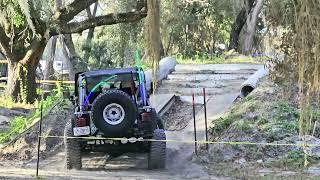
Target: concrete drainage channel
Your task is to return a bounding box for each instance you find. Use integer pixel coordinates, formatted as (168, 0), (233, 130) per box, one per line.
(147, 63), (266, 179)
(152, 63), (264, 116)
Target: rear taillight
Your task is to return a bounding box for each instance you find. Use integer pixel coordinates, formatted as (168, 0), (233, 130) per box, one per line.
(142, 112), (151, 121)
(76, 117), (87, 127)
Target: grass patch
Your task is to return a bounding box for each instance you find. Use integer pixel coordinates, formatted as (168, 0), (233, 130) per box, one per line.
(176, 56), (225, 64)
(266, 150), (320, 170)
(271, 101), (299, 122)
(140, 60), (153, 70)
(210, 116), (235, 136)
(209, 92), (301, 141)
(175, 52), (267, 65)
(226, 55), (268, 64)
(0, 96), (35, 110)
(210, 95), (257, 136)
(233, 119), (252, 132)
(0, 93), (62, 144)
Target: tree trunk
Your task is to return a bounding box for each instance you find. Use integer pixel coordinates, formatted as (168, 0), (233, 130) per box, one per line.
(61, 34), (82, 80)
(160, 41), (165, 57)
(147, 1), (161, 65)
(43, 0), (61, 82)
(165, 29), (173, 55)
(5, 61), (20, 101)
(83, 2), (98, 68)
(5, 39), (46, 103)
(228, 8), (247, 51)
(228, 0), (256, 51)
(239, 0), (264, 55)
(60, 36), (75, 80)
(147, 0), (161, 92)
(18, 63), (38, 103)
(44, 36), (57, 81)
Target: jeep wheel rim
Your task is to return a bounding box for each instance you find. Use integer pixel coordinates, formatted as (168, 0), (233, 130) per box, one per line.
(103, 103), (125, 125)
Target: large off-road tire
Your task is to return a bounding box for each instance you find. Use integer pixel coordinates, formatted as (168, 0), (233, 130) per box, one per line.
(148, 129), (166, 169)
(64, 119), (82, 170)
(91, 89), (137, 137)
(108, 152), (123, 158)
(150, 108), (164, 129)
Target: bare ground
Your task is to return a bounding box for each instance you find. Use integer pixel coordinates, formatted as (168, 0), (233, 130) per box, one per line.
(0, 102), (72, 161)
(162, 99), (202, 131)
(0, 99), (220, 179)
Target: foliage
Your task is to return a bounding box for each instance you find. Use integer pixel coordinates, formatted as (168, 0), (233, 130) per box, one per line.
(0, 87), (64, 143)
(74, 0), (238, 70)
(0, 0), (50, 43)
(175, 53), (225, 64)
(267, 0), (320, 137)
(210, 95), (257, 136)
(267, 150), (320, 170)
(0, 96), (34, 109)
(175, 52), (266, 65)
(160, 0), (235, 56)
(74, 0), (144, 70)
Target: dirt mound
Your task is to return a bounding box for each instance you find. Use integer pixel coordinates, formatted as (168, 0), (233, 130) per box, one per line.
(162, 99), (202, 131)
(202, 78), (320, 170)
(0, 101), (73, 162)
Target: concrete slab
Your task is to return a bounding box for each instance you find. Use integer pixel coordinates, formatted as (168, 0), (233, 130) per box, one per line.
(167, 73), (249, 81)
(172, 69), (257, 75)
(161, 79), (245, 88)
(175, 64), (264, 72)
(179, 96), (207, 105)
(149, 94), (175, 116)
(194, 93), (239, 141)
(157, 86), (240, 96)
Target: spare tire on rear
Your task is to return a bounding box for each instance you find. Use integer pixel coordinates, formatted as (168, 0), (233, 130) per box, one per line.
(91, 89), (137, 137)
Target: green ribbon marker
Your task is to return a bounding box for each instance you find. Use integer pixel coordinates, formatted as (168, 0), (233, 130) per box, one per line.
(136, 49), (147, 106)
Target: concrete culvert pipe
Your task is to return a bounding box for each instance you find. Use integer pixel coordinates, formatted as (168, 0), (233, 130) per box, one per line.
(145, 57), (177, 91)
(240, 67), (269, 97)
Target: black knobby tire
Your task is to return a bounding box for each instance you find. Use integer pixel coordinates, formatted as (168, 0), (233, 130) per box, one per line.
(150, 108), (164, 129)
(91, 89), (137, 137)
(64, 119), (82, 170)
(148, 129), (166, 169)
(108, 152), (123, 158)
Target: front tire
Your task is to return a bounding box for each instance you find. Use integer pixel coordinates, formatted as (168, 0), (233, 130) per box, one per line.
(148, 129), (166, 169)
(64, 119), (82, 170)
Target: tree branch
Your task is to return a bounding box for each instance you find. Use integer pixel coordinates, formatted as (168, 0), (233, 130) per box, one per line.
(0, 27), (16, 60)
(53, 0), (97, 23)
(58, 8), (147, 34)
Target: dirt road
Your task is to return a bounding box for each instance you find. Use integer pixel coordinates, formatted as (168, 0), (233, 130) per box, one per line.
(0, 64), (262, 179)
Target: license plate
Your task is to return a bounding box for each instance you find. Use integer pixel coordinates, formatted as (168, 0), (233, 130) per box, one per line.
(73, 126), (90, 136)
